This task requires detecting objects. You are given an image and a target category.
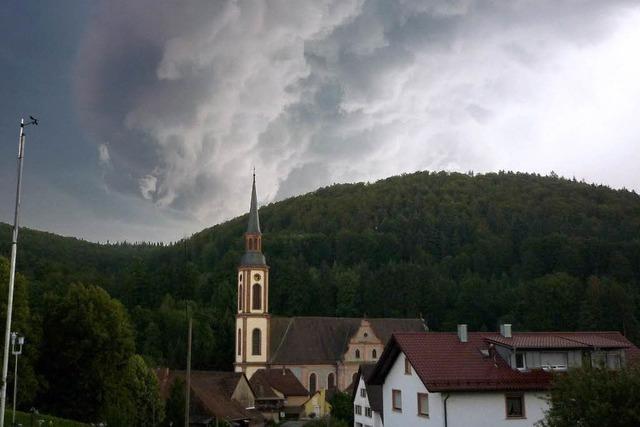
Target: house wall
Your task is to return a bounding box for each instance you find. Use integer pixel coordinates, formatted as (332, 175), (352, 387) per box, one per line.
(381, 352), (549, 427)
(354, 377), (382, 427)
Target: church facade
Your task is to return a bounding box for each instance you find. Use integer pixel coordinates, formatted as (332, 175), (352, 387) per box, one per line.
(234, 176), (425, 392)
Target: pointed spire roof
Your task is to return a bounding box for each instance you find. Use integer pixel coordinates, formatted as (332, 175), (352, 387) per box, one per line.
(247, 171), (261, 234)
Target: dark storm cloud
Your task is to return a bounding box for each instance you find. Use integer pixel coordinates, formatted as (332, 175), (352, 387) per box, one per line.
(75, 0), (640, 228)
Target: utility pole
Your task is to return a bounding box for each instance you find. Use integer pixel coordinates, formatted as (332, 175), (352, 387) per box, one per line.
(184, 316), (192, 427)
(0, 117), (37, 427)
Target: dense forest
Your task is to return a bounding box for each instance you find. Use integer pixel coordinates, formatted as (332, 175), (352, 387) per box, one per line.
(1, 171), (640, 422)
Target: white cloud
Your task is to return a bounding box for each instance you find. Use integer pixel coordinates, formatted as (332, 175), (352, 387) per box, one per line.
(75, 0), (640, 234)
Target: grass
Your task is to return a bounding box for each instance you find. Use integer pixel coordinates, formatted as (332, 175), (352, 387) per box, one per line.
(4, 410), (88, 427)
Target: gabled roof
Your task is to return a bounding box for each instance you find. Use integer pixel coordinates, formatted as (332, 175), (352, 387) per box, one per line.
(370, 331), (640, 392)
(155, 369), (255, 422)
(250, 368), (309, 397)
(370, 333), (552, 392)
(269, 316), (425, 364)
(485, 331), (634, 350)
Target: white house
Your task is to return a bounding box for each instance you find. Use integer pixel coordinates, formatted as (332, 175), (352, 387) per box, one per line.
(352, 364), (383, 427)
(363, 325), (640, 427)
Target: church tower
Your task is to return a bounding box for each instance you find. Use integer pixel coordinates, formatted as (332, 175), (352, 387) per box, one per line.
(234, 173), (269, 377)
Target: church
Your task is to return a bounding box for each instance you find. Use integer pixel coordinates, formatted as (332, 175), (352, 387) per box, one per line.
(234, 175), (426, 393)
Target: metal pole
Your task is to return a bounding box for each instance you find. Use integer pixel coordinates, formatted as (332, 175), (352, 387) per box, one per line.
(1, 120), (27, 427)
(11, 351), (17, 426)
(184, 317), (192, 427)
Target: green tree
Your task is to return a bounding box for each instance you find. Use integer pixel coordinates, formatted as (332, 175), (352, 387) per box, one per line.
(103, 355), (165, 427)
(163, 377), (185, 427)
(0, 256), (40, 406)
(37, 283), (135, 422)
(541, 366), (640, 427)
(328, 391), (354, 425)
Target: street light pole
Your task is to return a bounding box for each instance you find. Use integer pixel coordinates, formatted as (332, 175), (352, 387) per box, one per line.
(10, 333), (24, 427)
(0, 117), (37, 427)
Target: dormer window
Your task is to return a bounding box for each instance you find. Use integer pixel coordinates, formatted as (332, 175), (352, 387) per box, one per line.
(515, 353), (526, 370)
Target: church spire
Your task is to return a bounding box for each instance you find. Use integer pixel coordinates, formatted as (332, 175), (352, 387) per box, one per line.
(247, 170), (261, 234)
(240, 171), (266, 266)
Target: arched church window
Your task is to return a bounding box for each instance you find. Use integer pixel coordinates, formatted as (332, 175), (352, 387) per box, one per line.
(327, 373), (335, 389)
(355, 349), (360, 359)
(252, 328), (261, 355)
(372, 349), (377, 358)
(237, 329), (242, 356)
(309, 373), (317, 394)
(252, 283), (262, 310)
(248, 239), (253, 250)
(238, 284), (243, 311)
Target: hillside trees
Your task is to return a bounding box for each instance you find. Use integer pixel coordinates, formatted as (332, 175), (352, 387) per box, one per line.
(2, 171), (640, 372)
(37, 283), (135, 422)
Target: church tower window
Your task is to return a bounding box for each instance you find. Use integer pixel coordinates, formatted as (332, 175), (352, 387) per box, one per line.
(237, 329), (242, 356)
(355, 349), (360, 359)
(252, 283), (262, 310)
(252, 328), (262, 355)
(309, 373), (317, 394)
(372, 349), (377, 358)
(238, 284), (243, 311)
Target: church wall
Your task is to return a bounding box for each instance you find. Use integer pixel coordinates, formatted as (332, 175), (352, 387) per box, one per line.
(271, 364), (338, 392)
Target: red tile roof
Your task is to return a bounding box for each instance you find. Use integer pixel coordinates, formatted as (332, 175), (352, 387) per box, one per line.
(391, 332), (554, 392)
(370, 331), (640, 392)
(250, 368), (309, 397)
(485, 332), (634, 350)
(155, 369), (256, 422)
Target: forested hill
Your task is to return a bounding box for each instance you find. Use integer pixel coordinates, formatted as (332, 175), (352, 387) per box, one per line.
(2, 171), (640, 372)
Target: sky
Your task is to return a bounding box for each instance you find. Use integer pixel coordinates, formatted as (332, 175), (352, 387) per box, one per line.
(1, 1), (640, 243)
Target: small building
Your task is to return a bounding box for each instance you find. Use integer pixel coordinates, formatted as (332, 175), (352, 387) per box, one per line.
(156, 369), (264, 426)
(352, 364), (383, 427)
(302, 388), (332, 419)
(250, 368), (309, 421)
(364, 325), (640, 427)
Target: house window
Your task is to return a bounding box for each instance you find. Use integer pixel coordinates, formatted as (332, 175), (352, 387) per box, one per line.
(607, 353), (622, 369)
(365, 407), (372, 417)
(252, 283), (262, 310)
(372, 349), (377, 359)
(328, 373), (335, 389)
(392, 389), (402, 412)
(404, 357), (411, 375)
(355, 349), (361, 359)
(238, 284), (243, 311)
(355, 405), (362, 415)
(505, 394), (525, 418)
(515, 352), (526, 370)
(541, 352), (568, 371)
(237, 329), (242, 356)
(360, 388), (367, 398)
(355, 423), (363, 427)
(251, 328), (261, 355)
(309, 373), (317, 394)
(417, 393), (429, 417)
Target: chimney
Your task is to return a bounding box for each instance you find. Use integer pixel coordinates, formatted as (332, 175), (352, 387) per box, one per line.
(457, 324), (468, 343)
(500, 324), (512, 338)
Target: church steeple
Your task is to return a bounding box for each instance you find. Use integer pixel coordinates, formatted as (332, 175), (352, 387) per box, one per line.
(241, 172), (266, 266)
(247, 171), (261, 234)
(235, 172), (270, 377)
